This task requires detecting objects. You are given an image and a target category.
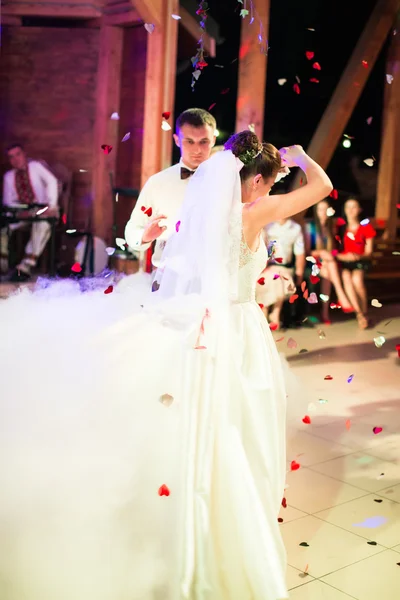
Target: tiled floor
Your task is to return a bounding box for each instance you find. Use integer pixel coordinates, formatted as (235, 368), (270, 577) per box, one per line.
(278, 304), (400, 599)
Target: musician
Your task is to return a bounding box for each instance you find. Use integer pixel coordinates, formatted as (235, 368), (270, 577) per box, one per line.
(1, 144), (59, 280)
(124, 108), (217, 269)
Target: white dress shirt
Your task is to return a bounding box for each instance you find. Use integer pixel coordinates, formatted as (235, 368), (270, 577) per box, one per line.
(264, 220), (305, 265)
(3, 160), (59, 208)
(124, 160), (194, 268)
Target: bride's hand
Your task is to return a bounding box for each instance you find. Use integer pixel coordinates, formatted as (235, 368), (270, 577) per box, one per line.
(279, 145), (307, 168)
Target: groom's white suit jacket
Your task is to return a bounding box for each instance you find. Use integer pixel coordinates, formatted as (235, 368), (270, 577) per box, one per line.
(125, 160), (193, 268)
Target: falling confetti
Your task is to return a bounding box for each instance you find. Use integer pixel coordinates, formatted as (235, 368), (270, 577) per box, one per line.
(110, 112), (120, 120)
(366, 116), (373, 125)
(313, 62), (321, 70)
(290, 460), (300, 471)
(309, 275), (320, 284)
(324, 375), (333, 380)
(364, 158), (374, 167)
(386, 74), (394, 84)
(257, 277), (265, 285)
(360, 218), (370, 226)
(144, 23), (155, 34)
(277, 78), (287, 85)
(305, 51), (314, 60)
(273, 273), (280, 280)
(101, 144), (112, 154)
(373, 426), (383, 435)
(307, 292), (318, 304)
(345, 419), (351, 430)
(299, 349), (308, 354)
(289, 294), (299, 304)
(374, 499), (383, 503)
(175, 220), (181, 233)
(371, 298), (382, 308)
(362, 60), (368, 68)
(306, 256), (316, 264)
(374, 336), (386, 348)
(171, 14), (181, 20)
(269, 323), (279, 331)
(158, 484), (170, 496)
(329, 189), (338, 200)
(105, 247), (115, 256)
(396, 344), (400, 358)
(347, 374), (354, 383)
(287, 338), (298, 349)
(293, 83), (301, 94)
(320, 294), (330, 302)
(159, 393), (174, 407)
(104, 285), (113, 295)
(318, 398), (328, 404)
(141, 206), (153, 217)
(318, 329), (326, 339)
(309, 78), (320, 83)
(326, 207), (335, 217)
(282, 497), (287, 508)
(71, 262), (82, 273)
(162, 121), (172, 131)
(162, 111), (171, 120)
(299, 542), (310, 547)
(302, 415), (311, 425)
(121, 132), (131, 142)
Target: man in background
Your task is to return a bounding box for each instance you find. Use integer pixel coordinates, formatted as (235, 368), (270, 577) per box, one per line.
(124, 108), (217, 269)
(1, 144), (59, 280)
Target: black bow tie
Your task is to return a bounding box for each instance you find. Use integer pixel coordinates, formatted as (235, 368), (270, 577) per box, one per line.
(181, 167), (196, 180)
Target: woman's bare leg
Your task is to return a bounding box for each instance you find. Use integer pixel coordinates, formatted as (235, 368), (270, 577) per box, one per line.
(324, 260), (352, 309)
(341, 269), (363, 314)
(269, 300), (283, 327)
(352, 269), (368, 314)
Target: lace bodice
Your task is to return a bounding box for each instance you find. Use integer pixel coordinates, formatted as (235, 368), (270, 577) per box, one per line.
(237, 232), (268, 303)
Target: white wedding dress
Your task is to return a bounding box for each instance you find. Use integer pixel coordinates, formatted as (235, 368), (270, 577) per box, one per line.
(0, 152), (290, 600)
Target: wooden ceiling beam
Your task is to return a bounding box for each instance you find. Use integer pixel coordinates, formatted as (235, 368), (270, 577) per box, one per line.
(291, 0), (400, 195)
(131, 0), (162, 27)
(2, 2), (102, 19)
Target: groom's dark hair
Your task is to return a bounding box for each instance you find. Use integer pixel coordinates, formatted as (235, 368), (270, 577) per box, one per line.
(176, 108), (216, 132)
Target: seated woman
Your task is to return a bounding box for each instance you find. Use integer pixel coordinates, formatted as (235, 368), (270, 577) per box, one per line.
(305, 199), (353, 323)
(336, 197), (376, 329)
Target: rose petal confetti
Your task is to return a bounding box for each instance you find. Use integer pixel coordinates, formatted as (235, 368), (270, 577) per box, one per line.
(320, 294), (330, 302)
(101, 144), (112, 154)
(162, 111), (171, 120)
(289, 294), (299, 304)
(141, 206), (153, 217)
(306, 256), (316, 264)
(104, 285), (113, 294)
(110, 112), (120, 120)
(287, 337), (298, 349)
(309, 78), (320, 83)
(362, 60), (368, 68)
(305, 51), (314, 60)
(116, 237), (127, 250)
(367, 541), (377, 545)
(105, 247), (115, 256)
(175, 220), (181, 233)
(361, 218), (370, 225)
(276, 336), (285, 342)
(318, 329), (326, 339)
(374, 336), (386, 348)
(326, 207), (336, 217)
(364, 158), (374, 167)
(159, 393), (174, 407)
(269, 323), (279, 331)
(162, 121), (172, 131)
(290, 460), (301, 471)
(313, 62), (321, 70)
(282, 497), (287, 508)
(158, 484), (170, 496)
(257, 277), (265, 285)
(121, 132), (131, 142)
(347, 374), (354, 383)
(337, 217), (346, 226)
(273, 273), (280, 280)
(278, 78), (287, 85)
(386, 74), (393, 84)
(324, 375), (333, 380)
(293, 83), (301, 94)
(366, 116), (373, 125)
(302, 415), (311, 424)
(303, 289), (309, 300)
(373, 427), (383, 435)
(371, 298), (382, 308)
(171, 14), (181, 20)
(329, 189), (339, 200)
(309, 275), (320, 284)
(307, 292), (318, 304)
(144, 23), (155, 34)
(71, 262), (82, 273)
(278, 517), (284, 523)
(295, 75), (301, 84)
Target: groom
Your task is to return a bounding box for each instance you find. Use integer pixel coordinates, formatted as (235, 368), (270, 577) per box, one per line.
(124, 108), (217, 269)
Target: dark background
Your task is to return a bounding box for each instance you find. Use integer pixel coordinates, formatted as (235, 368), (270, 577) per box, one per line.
(175, 0), (392, 216)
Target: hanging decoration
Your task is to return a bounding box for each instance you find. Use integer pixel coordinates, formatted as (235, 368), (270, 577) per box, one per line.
(237, 0), (269, 54)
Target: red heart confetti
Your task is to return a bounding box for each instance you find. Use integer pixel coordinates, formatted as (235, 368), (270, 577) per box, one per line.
(330, 189), (339, 200)
(282, 497), (287, 508)
(176, 220), (181, 232)
(291, 460), (301, 471)
(337, 217), (346, 226)
(269, 323), (279, 331)
(373, 427), (383, 435)
(104, 285), (114, 294)
(278, 517), (284, 523)
(275, 257), (283, 263)
(293, 83), (301, 94)
(162, 111), (171, 120)
(345, 419), (351, 430)
(302, 415), (311, 424)
(313, 62), (321, 70)
(71, 262), (82, 273)
(362, 60), (368, 68)
(273, 273), (280, 280)
(305, 51), (314, 60)
(324, 375), (333, 380)
(310, 275), (320, 284)
(287, 337), (297, 349)
(158, 484), (170, 496)
(140, 206), (153, 217)
(289, 294), (299, 304)
(301, 281), (307, 292)
(257, 277), (265, 285)
(101, 144), (113, 154)
(309, 78), (320, 83)
(258, 303), (264, 309)
(303, 289), (309, 300)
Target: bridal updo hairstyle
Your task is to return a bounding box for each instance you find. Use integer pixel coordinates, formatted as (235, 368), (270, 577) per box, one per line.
(224, 130), (282, 182)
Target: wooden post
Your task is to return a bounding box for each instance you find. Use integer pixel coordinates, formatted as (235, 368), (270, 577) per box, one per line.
(376, 13), (400, 239)
(291, 0), (400, 196)
(141, 0), (179, 185)
(235, 0), (270, 138)
(92, 25), (123, 244)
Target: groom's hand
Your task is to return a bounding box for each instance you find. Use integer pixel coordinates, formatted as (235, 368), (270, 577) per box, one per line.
(142, 215), (168, 244)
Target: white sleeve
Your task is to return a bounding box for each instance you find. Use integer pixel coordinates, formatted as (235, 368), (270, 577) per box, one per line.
(2, 172), (18, 206)
(36, 162), (59, 207)
(293, 224), (305, 256)
(124, 178), (154, 251)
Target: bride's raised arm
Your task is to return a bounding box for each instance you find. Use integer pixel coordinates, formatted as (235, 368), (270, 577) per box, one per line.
(247, 145), (333, 229)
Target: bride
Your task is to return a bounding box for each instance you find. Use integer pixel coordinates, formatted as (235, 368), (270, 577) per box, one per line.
(0, 132), (332, 600)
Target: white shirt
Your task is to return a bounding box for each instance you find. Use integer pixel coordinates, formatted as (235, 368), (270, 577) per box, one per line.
(3, 160), (59, 208)
(264, 220), (305, 265)
(124, 160), (194, 267)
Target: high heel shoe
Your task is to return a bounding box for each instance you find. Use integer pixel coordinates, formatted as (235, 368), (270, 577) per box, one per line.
(356, 313), (369, 329)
